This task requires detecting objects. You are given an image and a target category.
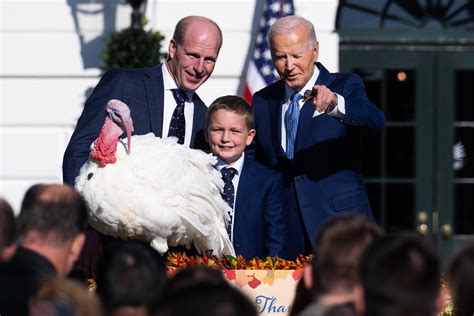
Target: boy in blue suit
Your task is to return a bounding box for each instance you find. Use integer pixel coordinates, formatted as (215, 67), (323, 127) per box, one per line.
(205, 96), (287, 259)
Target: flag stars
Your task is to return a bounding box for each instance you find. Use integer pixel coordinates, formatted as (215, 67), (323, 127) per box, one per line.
(263, 49), (272, 59)
(273, 69), (280, 78)
(270, 2), (281, 12)
(268, 17), (277, 26)
(245, 0), (295, 100)
(260, 65), (272, 76)
(283, 3), (293, 14)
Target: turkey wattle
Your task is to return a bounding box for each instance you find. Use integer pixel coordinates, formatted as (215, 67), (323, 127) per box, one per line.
(75, 99), (235, 257)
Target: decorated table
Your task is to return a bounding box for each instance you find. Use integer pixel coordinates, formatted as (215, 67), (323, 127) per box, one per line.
(166, 253), (311, 315)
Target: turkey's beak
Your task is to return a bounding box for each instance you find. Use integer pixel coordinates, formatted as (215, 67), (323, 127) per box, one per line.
(124, 117), (134, 154)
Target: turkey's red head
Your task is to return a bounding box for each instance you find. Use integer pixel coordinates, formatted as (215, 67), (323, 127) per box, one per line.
(91, 99), (135, 167)
(106, 99), (134, 154)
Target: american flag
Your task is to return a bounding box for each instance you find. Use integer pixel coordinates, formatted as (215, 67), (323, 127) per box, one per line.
(243, 0), (295, 103)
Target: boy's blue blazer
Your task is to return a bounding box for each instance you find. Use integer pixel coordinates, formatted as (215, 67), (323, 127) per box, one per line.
(232, 155), (287, 259)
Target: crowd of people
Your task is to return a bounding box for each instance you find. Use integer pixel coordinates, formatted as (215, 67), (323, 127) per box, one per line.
(1, 190), (474, 316)
(0, 12), (470, 316)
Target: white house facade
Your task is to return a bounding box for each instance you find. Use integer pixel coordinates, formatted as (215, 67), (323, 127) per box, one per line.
(0, 0), (339, 212)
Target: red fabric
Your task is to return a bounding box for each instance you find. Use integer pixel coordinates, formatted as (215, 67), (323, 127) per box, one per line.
(244, 83), (253, 105)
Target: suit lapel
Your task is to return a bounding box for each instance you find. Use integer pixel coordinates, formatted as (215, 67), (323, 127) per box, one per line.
(269, 81), (286, 157)
(295, 101), (314, 151)
(144, 65), (164, 137)
(315, 62), (336, 87)
(234, 157), (256, 231)
(269, 98), (284, 156)
(295, 62), (336, 151)
(191, 95), (206, 146)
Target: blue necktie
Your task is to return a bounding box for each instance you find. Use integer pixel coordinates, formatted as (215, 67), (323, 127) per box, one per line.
(221, 167), (237, 240)
(285, 92), (303, 159)
(168, 89), (187, 144)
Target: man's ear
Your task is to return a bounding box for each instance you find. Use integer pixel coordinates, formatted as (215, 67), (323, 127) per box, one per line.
(303, 264), (313, 290)
(168, 39), (177, 60)
(313, 42), (319, 64)
(354, 285), (366, 316)
(246, 129), (256, 146)
(69, 233), (85, 264)
(60, 233), (86, 276)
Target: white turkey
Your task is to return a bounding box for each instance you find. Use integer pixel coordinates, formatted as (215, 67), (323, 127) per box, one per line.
(75, 99), (235, 257)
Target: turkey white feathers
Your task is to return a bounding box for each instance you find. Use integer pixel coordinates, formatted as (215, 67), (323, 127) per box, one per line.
(75, 99), (235, 257)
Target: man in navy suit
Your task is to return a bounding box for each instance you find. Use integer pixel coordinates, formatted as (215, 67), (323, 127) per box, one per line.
(205, 95), (286, 259)
(63, 15), (223, 185)
(251, 16), (385, 258)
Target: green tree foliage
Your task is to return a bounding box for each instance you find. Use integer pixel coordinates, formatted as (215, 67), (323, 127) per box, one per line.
(100, 26), (166, 72)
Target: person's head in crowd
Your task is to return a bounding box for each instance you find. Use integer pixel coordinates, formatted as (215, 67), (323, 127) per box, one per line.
(154, 283), (256, 316)
(96, 241), (167, 316)
(0, 198), (17, 262)
(268, 15), (318, 91)
(322, 303), (357, 316)
(304, 215), (383, 304)
(355, 233), (442, 316)
(205, 95), (255, 165)
(289, 277), (313, 316)
(29, 277), (103, 316)
(298, 215), (382, 316)
(17, 183), (88, 276)
(164, 266), (228, 295)
(166, 16), (223, 92)
(448, 243), (474, 316)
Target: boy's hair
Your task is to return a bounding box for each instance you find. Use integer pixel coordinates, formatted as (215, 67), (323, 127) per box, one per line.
(206, 95), (253, 130)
